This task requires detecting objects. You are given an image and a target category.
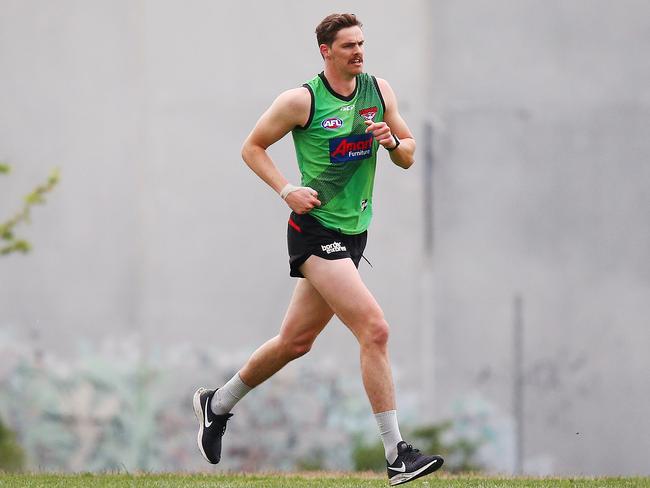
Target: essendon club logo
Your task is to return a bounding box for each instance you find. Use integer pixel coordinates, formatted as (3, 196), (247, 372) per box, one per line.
(321, 117), (343, 130)
(329, 133), (374, 164)
(359, 107), (378, 121)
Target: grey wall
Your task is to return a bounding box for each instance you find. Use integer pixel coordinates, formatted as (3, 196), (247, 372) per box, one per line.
(1, 0), (648, 476)
(0, 0), (428, 359)
(428, 0), (650, 475)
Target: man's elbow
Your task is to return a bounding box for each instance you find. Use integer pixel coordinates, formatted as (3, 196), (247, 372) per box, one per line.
(241, 139), (256, 165)
(401, 158), (415, 169)
(397, 158), (415, 170)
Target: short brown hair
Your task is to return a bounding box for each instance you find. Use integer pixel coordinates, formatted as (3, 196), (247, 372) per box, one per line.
(315, 13), (362, 47)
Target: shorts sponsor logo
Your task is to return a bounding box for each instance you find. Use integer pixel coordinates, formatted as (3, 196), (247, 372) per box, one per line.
(321, 117), (343, 130)
(329, 133), (374, 164)
(361, 199), (368, 211)
(359, 107), (378, 121)
(321, 241), (347, 254)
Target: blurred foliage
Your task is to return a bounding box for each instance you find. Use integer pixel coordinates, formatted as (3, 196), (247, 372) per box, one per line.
(410, 421), (483, 473)
(0, 417), (25, 472)
(0, 163), (60, 256)
(352, 434), (385, 471)
(295, 448), (326, 471)
(352, 420), (483, 473)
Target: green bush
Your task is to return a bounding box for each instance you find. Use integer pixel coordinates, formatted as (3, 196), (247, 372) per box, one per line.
(0, 417), (25, 472)
(351, 420), (483, 473)
(410, 421), (483, 473)
(352, 434), (386, 471)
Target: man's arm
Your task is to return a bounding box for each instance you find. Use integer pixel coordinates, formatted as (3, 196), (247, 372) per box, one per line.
(241, 88), (321, 214)
(364, 77), (415, 169)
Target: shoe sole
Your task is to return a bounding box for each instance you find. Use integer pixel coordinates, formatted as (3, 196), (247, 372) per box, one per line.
(193, 387), (213, 464)
(389, 457), (443, 486)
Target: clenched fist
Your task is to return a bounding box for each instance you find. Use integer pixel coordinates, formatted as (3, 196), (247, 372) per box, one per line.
(285, 187), (321, 214)
(365, 120), (398, 150)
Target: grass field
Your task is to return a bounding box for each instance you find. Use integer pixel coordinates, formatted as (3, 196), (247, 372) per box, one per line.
(0, 473), (648, 488)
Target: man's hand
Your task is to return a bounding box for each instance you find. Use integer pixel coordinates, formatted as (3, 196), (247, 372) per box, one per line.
(285, 187), (321, 214)
(365, 120), (397, 150)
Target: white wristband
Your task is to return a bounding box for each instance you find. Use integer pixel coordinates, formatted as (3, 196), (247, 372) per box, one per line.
(280, 183), (299, 200)
(280, 183), (317, 200)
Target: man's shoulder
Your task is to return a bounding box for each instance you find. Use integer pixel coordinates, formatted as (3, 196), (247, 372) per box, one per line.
(273, 86), (311, 113)
(372, 76), (390, 92)
(266, 86), (312, 129)
(369, 76), (396, 112)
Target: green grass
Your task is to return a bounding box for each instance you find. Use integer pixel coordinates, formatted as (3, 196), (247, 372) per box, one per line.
(0, 473), (648, 488)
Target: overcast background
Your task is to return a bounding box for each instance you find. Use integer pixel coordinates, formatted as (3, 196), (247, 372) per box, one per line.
(1, 0), (649, 476)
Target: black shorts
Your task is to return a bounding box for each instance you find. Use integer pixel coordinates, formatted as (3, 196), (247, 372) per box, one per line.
(287, 211), (368, 278)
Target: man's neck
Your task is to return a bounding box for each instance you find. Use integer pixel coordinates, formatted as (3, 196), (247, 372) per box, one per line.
(322, 66), (357, 97)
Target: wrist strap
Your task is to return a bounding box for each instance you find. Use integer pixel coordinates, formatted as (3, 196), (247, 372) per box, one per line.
(280, 183), (299, 199)
(280, 183), (317, 200)
(386, 134), (401, 152)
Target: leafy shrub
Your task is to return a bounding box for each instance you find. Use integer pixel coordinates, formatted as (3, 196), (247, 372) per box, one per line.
(352, 420), (483, 473)
(0, 417), (25, 472)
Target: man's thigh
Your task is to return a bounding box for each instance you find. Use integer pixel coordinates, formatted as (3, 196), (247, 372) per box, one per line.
(299, 255), (383, 335)
(280, 277), (335, 341)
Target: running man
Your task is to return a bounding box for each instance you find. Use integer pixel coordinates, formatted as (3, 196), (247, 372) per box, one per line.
(194, 13), (443, 485)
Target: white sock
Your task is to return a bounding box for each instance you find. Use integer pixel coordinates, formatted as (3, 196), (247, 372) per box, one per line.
(374, 409), (403, 464)
(210, 373), (251, 415)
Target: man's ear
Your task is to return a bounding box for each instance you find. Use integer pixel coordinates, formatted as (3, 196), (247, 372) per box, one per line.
(319, 43), (330, 59)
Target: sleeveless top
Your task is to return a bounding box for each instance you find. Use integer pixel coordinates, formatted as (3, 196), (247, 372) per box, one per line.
(291, 72), (385, 234)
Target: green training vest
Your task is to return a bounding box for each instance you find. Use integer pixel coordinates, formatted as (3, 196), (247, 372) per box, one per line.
(291, 72), (385, 235)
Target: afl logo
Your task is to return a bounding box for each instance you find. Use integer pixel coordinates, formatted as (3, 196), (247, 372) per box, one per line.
(321, 117), (343, 130)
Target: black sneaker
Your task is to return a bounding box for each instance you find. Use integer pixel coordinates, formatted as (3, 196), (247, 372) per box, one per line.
(386, 441), (444, 486)
(193, 387), (233, 464)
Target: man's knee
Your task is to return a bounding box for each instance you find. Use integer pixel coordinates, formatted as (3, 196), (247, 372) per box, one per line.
(287, 339), (313, 359)
(362, 312), (390, 349)
(278, 330), (316, 360)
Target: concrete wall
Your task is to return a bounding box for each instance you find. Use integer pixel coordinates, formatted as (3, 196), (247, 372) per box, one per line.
(428, 0), (650, 475)
(1, 0), (648, 475)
